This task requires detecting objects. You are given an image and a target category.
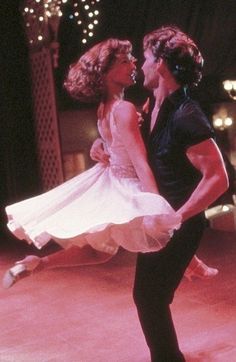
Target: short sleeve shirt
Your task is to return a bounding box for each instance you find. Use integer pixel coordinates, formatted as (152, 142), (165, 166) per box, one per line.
(145, 88), (215, 209)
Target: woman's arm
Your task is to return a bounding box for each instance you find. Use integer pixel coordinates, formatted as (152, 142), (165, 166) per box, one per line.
(114, 101), (159, 194)
(177, 138), (229, 221)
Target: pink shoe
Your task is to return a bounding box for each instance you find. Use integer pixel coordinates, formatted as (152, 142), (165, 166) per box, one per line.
(185, 259), (218, 281)
(2, 255), (42, 289)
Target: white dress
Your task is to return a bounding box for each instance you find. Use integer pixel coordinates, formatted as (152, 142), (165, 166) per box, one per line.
(6, 101), (181, 255)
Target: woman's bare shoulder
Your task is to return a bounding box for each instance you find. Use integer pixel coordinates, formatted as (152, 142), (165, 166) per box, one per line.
(115, 100), (136, 111)
(113, 100), (137, 125)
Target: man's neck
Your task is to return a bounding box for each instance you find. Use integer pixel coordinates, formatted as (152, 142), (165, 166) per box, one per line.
(150, 83), (180, 132)
(166, 81), (180, 95)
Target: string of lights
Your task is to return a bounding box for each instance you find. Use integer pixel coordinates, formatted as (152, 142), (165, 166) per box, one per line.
(70, 0), (100, 44)
(22, 0), (101, 46)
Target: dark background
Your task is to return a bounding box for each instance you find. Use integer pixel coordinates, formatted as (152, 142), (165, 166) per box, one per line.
(57, 0), (236, 109)
(0, 0), (236, 232)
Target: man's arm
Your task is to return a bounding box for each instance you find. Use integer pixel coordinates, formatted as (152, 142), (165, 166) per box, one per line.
(177, 138), (229, 222)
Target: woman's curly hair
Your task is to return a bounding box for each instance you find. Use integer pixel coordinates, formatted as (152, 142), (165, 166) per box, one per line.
(64, 38), (132, 103)
(143, 26), (204, 87)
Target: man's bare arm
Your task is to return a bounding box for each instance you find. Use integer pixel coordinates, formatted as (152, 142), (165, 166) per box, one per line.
(177, 138), (229, 222)
(90, 138), (110, 164)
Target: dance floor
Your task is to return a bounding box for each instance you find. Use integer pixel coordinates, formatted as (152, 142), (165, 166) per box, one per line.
(0, 227), (236, 362)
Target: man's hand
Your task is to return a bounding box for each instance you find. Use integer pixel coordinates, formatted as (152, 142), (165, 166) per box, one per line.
(90, 138), (110, 164)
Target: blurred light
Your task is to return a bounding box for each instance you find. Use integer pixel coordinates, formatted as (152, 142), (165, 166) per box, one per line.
(225, 117), (233, 127)
(213, 116), (234, 131)
(222, 205), (230, 212)
(23, 0), (101, 47)
(223, 80), (236, 100)
(213, 118), (223, 129)
(223, 80), (233, 90)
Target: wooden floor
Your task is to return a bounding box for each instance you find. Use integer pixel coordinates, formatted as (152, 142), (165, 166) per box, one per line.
(0, 227), (236, 362)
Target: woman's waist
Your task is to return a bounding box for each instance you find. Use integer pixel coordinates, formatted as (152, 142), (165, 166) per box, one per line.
(109, 163), (137, 179)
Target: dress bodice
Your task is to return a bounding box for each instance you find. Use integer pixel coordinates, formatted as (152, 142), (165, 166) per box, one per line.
(97, 100), (137, 178)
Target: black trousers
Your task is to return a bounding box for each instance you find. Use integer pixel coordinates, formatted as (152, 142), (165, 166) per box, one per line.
(133, 213), (206, 362)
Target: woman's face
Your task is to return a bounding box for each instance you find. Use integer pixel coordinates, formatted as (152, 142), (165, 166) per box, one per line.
(105, 53), (137, 88)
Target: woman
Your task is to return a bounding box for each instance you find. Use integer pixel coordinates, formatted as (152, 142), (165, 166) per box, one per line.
(3, 39), (216, 288)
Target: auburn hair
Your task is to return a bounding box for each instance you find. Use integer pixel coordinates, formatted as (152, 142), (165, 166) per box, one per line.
(64, 38), (132, 103)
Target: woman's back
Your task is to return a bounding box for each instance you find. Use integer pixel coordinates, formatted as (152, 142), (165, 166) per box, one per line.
(98, 100), (136, 172)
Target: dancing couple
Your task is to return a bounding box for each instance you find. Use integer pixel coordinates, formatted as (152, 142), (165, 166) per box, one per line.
(3, 26), (228, 362)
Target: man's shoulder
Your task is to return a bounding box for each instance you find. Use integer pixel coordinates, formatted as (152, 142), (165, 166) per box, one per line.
(175, 98), (206, 119)
(178, 97), (201, 111)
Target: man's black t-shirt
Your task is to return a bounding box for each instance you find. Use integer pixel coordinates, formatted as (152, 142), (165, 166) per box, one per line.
(143, 88), (215, 210)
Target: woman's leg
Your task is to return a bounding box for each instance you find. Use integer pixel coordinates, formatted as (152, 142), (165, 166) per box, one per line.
(2, 243), (114, 289)
(41, 244), (114, 269)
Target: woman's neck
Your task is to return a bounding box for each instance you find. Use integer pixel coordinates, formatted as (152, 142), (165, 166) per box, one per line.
(105, 82), (125, 103)
(100, 88), (124, 120)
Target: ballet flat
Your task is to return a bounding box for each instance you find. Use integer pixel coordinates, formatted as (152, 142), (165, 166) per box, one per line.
(2, 263), (31, 289)
(2, 255), (41, 289)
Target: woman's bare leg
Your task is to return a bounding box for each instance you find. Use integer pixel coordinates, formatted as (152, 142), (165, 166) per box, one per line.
(41, 245), (114, 269)
(2, 243), (114, 288)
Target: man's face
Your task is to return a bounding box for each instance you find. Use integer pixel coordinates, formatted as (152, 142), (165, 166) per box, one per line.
(142, 49), (160, 90)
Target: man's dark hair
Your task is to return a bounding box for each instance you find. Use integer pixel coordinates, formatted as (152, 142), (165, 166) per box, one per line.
(143, 25), (204, 87)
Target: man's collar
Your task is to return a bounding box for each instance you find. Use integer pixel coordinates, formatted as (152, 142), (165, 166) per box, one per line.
(166, 87), (189, 107)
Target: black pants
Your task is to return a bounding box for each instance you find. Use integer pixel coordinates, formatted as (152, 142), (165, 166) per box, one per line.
(133, 214), (206, 362)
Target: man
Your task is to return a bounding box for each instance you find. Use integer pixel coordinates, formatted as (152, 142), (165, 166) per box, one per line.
(90, 26), (228, 361)
(133, 26), (228, 361)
